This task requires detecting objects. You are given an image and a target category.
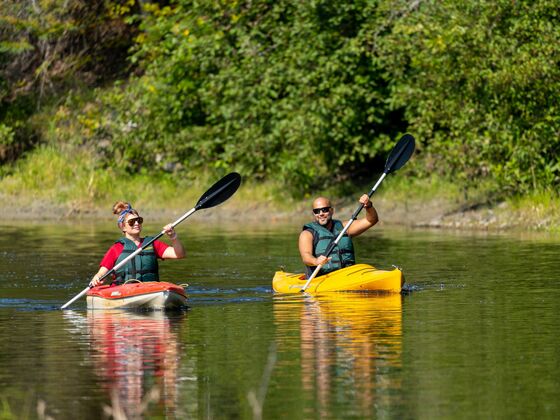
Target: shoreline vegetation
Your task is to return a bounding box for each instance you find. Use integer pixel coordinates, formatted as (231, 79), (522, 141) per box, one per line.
(1, 153), (558, 232)
(1, 2), (559, 234)
(2, 191), (558, 232)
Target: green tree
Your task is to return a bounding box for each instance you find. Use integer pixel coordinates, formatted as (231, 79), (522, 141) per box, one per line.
(379, 0), (560, 194)
(94, 0), (404, 190)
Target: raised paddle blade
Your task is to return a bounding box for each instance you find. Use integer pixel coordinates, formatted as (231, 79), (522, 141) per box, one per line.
(384, 133), (415, 174)
(195, 172), (242, 210)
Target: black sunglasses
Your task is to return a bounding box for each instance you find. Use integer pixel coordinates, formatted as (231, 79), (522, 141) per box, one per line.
(313, 206), (331, 215)
(126, 217), (144, 227)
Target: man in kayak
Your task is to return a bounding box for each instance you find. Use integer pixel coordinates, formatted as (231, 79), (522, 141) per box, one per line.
(89, 201), (185, 287)
(299, 195), (378, 278)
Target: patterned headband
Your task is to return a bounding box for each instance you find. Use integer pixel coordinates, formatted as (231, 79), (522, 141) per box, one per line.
(117, 204), (135, 227)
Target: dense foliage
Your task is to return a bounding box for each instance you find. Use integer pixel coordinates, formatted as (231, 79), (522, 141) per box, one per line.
(0, 0), (136, 161)
(1, 0), (559, 196)
(86, 1), (403, 190)
(380, 0), (560, 194)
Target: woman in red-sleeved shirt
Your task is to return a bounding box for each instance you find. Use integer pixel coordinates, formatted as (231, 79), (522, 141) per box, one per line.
(89, 201), (185, 287)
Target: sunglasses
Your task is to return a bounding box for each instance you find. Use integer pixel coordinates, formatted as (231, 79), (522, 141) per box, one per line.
(126, 217), (144, 227)
(313, 206), (331, 215)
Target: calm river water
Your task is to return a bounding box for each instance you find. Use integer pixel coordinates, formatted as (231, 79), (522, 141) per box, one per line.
(0, 219), (559, 419)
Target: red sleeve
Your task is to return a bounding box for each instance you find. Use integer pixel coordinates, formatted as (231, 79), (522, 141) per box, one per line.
(153, 239), (170, 259)
(100, 243), (124, 270)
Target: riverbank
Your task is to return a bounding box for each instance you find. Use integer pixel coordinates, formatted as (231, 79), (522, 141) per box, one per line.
(1, 190), (558, 232)
(2, 143), (559, 231)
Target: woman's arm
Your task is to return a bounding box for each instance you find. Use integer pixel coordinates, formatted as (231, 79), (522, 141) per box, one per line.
(161, 224), (185, 259)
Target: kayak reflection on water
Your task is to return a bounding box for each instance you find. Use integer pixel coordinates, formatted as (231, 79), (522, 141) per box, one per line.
(274, 293), (403, 417)
(65, 310), (187, 418)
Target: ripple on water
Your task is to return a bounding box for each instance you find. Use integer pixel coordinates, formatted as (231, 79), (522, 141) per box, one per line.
(0, 298), (59, 311)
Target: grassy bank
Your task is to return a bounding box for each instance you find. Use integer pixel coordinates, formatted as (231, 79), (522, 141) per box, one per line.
(1, 143), (559, 231)
(0, 143), (303, 220)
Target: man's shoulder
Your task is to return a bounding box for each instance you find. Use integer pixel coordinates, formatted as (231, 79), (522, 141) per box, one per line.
(300, 227), (314, 236)
(302, 221), (316, 230)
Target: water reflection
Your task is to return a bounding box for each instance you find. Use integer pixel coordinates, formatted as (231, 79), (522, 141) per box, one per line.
(65, 310), (186, 418)
(274, 294), (402, 417)
(4, 222), (560, 418)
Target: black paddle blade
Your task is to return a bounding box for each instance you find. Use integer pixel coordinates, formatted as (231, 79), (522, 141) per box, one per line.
(384, 134), (415, 174)
(196, 172), (242, 210)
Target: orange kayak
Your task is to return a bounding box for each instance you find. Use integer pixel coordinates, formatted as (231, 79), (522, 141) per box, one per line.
(86, 281), (187, 310)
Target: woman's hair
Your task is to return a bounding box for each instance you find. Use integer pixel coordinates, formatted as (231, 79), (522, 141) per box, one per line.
(112, 201), (139, 228)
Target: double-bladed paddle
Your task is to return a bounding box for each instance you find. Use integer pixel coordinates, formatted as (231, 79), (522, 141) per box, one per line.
(300, 134), (415, 292)
(60, 172), (242, 309)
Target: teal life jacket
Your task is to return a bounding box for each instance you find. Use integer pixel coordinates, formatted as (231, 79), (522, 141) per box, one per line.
(114, 236), (159, 283)
(303, 220), (355, 277)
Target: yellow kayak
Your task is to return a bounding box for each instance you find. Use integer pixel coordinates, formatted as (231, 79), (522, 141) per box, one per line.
(272, 264), (404, 294)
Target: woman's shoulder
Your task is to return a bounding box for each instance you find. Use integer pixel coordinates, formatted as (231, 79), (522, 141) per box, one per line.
(151, 239), (170, 258)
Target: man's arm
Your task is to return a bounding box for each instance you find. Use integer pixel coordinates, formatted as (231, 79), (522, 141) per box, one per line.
(347, 195), (379, 237)
(299, 230), (331, 266)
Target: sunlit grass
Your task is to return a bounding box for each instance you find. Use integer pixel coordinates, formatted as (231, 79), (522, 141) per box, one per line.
(0, 144), (297, 214)
(0, 396), (17, 420)
(0, 145), (169, 209)
(505, 190), (560, 231)
(1, 145), (93, 201)
(375, 174), (463, 202)
(2, 144), (560, 231)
